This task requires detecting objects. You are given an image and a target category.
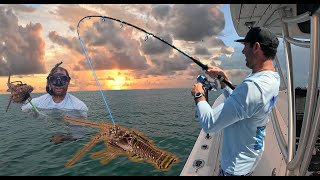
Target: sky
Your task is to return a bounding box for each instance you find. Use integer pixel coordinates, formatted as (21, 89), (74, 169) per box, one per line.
(0, 4), (309, 94)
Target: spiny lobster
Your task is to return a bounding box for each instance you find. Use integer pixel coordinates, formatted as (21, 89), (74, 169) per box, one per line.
(6, 72), (34, 112)
(64, 116), (179, 171)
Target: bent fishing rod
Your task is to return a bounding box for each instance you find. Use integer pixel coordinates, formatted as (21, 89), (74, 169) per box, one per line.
(76, 16), (236, 125)
(77, 15), (235, 90)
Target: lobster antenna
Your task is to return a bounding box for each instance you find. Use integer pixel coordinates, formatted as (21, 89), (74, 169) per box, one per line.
(7, 72), (11, 85)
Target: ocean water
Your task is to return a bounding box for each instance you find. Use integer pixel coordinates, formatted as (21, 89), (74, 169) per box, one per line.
(0, 88), (221, 176)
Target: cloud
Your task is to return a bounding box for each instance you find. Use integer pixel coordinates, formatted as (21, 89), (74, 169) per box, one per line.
(220, 46), (234, 57)
(78, 49), (150, 71)
(5, 4), (37, 13)
(46, 4), (227, 80)
(151, 5), (171, 21)
(48, 31), (82, 53)
(166, 4), (225, 41)
(85, 21), (130, 50)
(0, 7), (46, 76)
(207, 36), (226, 47)
(219, 50), (248, 70)
(141, 33), (173, 55)
(52, 4), (102, 28)
(49, 21), (150, 72)
(194, 46), (210, 55)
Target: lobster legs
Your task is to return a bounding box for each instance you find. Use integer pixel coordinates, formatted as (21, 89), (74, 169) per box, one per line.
(66, 131), (108, 168)
(63, 116), (178, 171)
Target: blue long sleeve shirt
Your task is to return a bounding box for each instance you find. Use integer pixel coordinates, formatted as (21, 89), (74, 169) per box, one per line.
(196, 71), (280, 175)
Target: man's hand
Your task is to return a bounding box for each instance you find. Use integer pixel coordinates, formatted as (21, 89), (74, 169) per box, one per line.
(191, 83), (206, 103)
(205, 66), (230, 89)
(191, 82), (205, 96)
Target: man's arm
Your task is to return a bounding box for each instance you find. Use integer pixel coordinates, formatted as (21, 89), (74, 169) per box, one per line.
(196, 82), (263, 133)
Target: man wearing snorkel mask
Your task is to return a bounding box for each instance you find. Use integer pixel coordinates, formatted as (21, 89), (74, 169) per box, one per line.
(21, 62), (88, 144)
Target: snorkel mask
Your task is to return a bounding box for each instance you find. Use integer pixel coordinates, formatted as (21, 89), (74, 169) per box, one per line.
(46, 62), (71, 95)
(48, 73), (70, 87)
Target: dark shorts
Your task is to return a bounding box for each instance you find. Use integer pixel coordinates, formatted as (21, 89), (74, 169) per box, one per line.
(218, 167), (253, 176)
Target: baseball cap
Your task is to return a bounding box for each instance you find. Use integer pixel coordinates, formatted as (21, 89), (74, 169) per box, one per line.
(235, 27), (279, 48)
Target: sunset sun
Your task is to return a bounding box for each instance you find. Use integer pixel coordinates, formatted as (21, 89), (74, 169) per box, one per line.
(111, 76), (126, 90)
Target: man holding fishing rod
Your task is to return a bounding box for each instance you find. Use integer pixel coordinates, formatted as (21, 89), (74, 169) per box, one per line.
(191, 27), (280, 176)
(17, 62), (88, 145)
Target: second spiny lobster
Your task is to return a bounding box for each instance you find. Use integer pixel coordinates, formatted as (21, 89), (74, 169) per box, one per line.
(6, 72), (34, 112)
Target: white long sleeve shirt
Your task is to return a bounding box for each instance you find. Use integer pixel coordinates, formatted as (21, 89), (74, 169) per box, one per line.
(21, 93), (88, 117)
(196, 71), (280, 175)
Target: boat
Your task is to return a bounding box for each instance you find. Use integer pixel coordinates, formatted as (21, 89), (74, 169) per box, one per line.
(180, 4), (320, 176)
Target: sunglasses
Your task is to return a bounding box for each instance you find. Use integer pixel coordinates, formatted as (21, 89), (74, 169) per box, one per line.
(48, 73), (70, 87)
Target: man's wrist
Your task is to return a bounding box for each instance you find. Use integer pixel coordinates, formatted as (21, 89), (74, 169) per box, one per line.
(194, 96), (206, 104)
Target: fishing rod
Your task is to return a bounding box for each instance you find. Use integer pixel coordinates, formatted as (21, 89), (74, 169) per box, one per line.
(79, 15), (235, 90)
(76, 15), (235, 124)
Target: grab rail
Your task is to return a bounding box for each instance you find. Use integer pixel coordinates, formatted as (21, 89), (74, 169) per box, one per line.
(283, 37), (310, 48)
(275, 7), (320, 175)
(298, 11), (320, 175)
(278, 7), (296, 169)
(281, 11), (311, 24)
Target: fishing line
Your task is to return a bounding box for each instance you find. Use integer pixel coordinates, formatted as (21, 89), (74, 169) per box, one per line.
(24, 95), (47, 117)
(77, 23), (115, 126)
(27, 97), (40, 113)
